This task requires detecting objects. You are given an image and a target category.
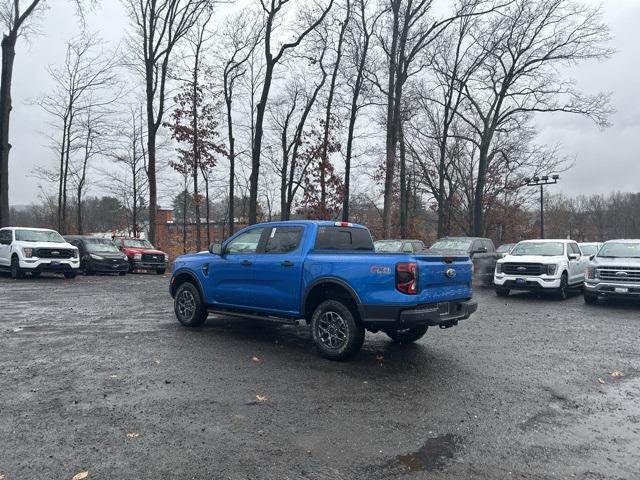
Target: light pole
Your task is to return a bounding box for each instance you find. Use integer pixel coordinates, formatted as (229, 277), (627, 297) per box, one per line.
(524, 175), (560, 239)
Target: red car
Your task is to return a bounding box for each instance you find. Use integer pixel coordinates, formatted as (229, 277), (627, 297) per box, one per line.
(113, 236), (168, 275)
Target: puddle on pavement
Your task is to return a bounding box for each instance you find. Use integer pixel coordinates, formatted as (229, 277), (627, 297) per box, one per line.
(384, 434), (460, 473)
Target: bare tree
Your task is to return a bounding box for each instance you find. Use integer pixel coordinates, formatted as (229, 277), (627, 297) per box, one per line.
(458, 0), (613, 235)
(39, 33), (119, 233)
(102, 106), (149, 236)
(342, 0), (378, 221)
(220, 10), (261, 234)
(0, 0), (44, 226)
(248, 0), (335, 224)
(124, 0), (211, 243)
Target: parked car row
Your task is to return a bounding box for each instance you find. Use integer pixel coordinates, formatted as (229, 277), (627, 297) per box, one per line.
(0, 226), (168, 279)
(493, 238), (640, 305)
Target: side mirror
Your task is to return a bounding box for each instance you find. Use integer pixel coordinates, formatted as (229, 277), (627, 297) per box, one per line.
(209, 243), (222, 255)
(589, 254), (595, 261)
(568, 253), (580, 260)
(472, 247), (487, 255)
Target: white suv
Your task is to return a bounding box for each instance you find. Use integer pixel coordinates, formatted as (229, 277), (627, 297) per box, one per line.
(0, 227), (80, 279)
(494, 239), (587, 300)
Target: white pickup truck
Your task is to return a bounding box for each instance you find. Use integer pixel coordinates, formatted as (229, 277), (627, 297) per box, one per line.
(494, 239), (587, 300)
(0, 227), (80, 279)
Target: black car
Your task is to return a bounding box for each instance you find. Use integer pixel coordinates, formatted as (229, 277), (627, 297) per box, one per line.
(64, 236), (129, 276)
(430, 237), (499, 286)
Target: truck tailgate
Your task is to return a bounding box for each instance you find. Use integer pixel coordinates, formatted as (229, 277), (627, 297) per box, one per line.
(415, 254), (473, 302)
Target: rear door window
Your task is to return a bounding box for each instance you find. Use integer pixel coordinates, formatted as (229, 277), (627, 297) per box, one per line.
(569, 243), (580, 256)
(264, 227), (304, 254)
(315, 226), (374, 251)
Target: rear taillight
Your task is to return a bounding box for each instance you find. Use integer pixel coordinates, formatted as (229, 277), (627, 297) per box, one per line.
(396, 262), (418, 294)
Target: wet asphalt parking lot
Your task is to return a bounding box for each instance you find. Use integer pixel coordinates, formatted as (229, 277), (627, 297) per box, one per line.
(1, 272), (639, 480)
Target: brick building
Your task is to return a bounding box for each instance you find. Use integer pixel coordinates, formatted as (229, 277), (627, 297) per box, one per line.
(154, 209), (245, 260)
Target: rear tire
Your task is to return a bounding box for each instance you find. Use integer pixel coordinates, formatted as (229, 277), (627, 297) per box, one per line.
(311, 299), (365, 361)
(556, 273), (569, 300)
(584, 293), (598, 305)
(174, 282), (208, 327)
(495, 288), (510, 297)
(385, 326), (429, 343)
(10, 256), (23, 279)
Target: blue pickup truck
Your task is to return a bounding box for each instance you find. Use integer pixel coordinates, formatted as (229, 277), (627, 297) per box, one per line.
(170, 221), (477, 360)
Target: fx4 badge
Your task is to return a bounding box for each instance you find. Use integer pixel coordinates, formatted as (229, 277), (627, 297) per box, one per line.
(371, 266), (391, 274)
(446, 268), (457, 278)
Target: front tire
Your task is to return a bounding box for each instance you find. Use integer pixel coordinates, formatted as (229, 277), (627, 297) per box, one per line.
(556, 273), (569, 300)
(385, 326), (429, 343)
(584, 292), (598, 305)
(174, 282), (208, 327)
(10, 256), (23, 279)
(311, 299), (365, 360)
(496, 287), (510, 297)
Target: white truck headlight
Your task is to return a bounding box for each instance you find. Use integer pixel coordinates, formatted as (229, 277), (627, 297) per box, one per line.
(587, 266), (597, 280)
(546, 264), (558, 275)
(72, 249), (79, 258)
(495, 263), (502, 274)
(23, 248), (33, 258)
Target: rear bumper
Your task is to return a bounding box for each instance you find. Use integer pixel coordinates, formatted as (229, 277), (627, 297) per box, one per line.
(359, 300), (477, 329)
(585, 281), (640, 297)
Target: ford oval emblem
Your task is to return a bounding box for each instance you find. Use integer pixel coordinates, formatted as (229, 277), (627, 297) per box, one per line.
(517, 266), (526, 271)
(615, 271), (628, 277)
(446, 268), (457, 278)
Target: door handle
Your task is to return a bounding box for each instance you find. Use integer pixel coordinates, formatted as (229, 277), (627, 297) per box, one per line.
(240, 260), (252, 266)
(281, 260), (294, 267)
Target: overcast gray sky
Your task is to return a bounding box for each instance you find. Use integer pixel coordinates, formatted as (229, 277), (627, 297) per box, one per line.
(7, 0), (640, 206)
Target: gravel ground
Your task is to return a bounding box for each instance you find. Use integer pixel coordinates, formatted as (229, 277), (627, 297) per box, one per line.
(1, 272), (639, 480)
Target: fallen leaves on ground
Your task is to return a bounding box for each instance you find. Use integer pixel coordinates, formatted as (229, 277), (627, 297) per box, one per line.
(610, 370), (624, 378)
(251, 356), (260, 363)
(256, 394), (268, 402)
(597, 378), (606, 384)
(126, 432), (139, 438)
(72, 471), (89, 480)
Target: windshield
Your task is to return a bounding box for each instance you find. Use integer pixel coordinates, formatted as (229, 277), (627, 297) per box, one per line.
(122, 239), (154, 249)
(430, 239), (472, 252)
(511, 242), (564, 257)
(86, 238), (120, 253)
(375, 241), (403, 252)
(579, 245), (599, 256)
(496, 244), (514, 254)
(15, 229), (65, 243)
(598, 242), (640, 259)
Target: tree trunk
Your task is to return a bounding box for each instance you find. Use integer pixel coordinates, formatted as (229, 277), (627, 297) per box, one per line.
(225, 91), (235, 235)
(250, 58), (273, 224)
(399, 119), (407, 238)
(382, 9), (400, 236)
(0, 33), (17, 227)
